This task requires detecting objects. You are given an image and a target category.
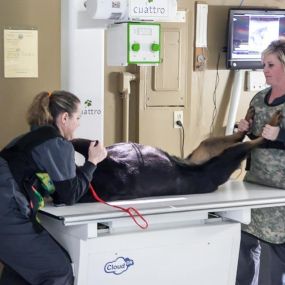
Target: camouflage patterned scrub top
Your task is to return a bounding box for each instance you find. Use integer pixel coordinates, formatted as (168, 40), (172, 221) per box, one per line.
(242, 87), (285, 244)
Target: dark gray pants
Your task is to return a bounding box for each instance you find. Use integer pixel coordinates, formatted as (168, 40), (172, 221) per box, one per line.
(0, 205), (74, 285)
(236, 231), (285, 285)
(259, 240), (285, 285)
(236, 232), (261, 285)
(0, 158), (74, 285)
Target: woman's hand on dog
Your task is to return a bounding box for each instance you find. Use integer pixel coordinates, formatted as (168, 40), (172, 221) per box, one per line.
(238, 118), (252, 133)
(262, 125), (280, 141)
(238, 119), (280, 141)
(88, 141), (107, 165)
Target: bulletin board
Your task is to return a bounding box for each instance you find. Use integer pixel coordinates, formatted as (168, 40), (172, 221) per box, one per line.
(4, 28), (38, 78)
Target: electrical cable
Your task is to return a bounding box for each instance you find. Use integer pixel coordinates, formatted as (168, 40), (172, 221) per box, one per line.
(176, 120), (185, 158)
(239, 0), (245, 7)
(210, 49), (222, 135)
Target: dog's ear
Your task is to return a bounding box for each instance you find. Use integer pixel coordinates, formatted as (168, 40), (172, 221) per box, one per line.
(71, 138), (91, 159)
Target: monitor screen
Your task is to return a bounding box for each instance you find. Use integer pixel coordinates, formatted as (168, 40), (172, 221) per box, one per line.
(226, 8), (285, 70)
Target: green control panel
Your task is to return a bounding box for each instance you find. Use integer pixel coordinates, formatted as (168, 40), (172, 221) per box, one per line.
(128, 23), (160, 64)
(107, 22), (161, 66)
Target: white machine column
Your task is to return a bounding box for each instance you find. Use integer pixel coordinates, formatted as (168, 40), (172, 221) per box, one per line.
(61, 0), (104, 141)
(225, 70), (245, 135)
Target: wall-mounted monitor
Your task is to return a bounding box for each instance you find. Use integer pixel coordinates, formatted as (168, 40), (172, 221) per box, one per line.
(226, 8), (285, 70)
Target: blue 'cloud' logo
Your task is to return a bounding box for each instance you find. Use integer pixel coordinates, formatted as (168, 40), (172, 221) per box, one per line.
(104, 257), (134, 275)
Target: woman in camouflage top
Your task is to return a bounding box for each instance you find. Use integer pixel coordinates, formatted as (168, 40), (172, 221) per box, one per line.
(236, 39), (285, 285)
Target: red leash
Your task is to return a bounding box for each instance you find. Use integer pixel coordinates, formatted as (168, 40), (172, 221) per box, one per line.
(89, 183), (148, 230)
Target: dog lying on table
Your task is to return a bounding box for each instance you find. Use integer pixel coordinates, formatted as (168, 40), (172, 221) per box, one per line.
(72, 107), (282, 203)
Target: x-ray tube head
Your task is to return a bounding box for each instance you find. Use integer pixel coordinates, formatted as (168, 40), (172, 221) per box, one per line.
(86, 0), (128, 20)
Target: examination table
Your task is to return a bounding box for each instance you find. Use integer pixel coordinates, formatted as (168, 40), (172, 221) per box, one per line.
(39, 180), (285, 285)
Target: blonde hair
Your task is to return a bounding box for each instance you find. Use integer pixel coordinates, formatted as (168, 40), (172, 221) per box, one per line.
(262, 39), (285, 68)
(26, 90), (81, 127)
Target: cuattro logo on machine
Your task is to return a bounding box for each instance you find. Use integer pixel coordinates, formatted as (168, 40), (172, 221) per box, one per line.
(131, 0), (167, 16)
(81, 99), (102, 116)
(104, 257), (134, 275)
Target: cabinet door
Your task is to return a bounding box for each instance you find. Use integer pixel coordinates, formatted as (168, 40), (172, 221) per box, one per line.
(145, 21), (188, 107)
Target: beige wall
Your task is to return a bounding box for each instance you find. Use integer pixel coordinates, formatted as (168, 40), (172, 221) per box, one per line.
(104, 0), (285, 157)
(0, 0), (60, 148)
(188, 0), (285, 154)
(1, 0), (285, 156)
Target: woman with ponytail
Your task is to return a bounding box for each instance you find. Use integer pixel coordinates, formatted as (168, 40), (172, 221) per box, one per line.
(0, 90), (107, 285)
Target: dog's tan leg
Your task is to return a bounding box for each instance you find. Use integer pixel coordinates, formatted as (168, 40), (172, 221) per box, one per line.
(244, 106), (255, 123)
(245, 109), (283, 148)
(268, 109), (282, 126)
(187, 107), (256, 165)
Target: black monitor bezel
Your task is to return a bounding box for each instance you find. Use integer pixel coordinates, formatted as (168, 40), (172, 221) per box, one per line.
(226, 8), (285, 70)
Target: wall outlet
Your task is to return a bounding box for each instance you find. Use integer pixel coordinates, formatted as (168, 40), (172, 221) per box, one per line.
(174, 111), (183, 128)
(246, 71), (268, 91)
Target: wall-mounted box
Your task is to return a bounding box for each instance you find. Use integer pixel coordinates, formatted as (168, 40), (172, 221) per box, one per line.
(107, 22), (161, 66)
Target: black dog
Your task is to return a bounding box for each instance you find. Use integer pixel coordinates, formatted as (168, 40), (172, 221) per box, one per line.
(73, 108), (282, 202)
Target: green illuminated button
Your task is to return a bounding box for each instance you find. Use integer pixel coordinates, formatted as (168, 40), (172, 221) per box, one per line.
(131, 43), (140, 52)
(151, 43), (160, 52)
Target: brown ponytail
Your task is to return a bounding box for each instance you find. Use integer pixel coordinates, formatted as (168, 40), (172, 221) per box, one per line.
(26, 91), (53, 127)
(26, 90), (81, 128)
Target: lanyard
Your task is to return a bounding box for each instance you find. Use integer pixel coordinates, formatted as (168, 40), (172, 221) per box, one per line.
(89, 183), (148, 230)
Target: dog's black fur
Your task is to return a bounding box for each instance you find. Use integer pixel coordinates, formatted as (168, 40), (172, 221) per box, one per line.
(73, 108), (282, 202)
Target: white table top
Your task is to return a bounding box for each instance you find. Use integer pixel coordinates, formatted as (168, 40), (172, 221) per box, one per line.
(39, 180), (285, 224)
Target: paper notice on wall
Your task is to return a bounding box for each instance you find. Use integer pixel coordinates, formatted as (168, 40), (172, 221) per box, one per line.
(4, 29), (38, 78)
